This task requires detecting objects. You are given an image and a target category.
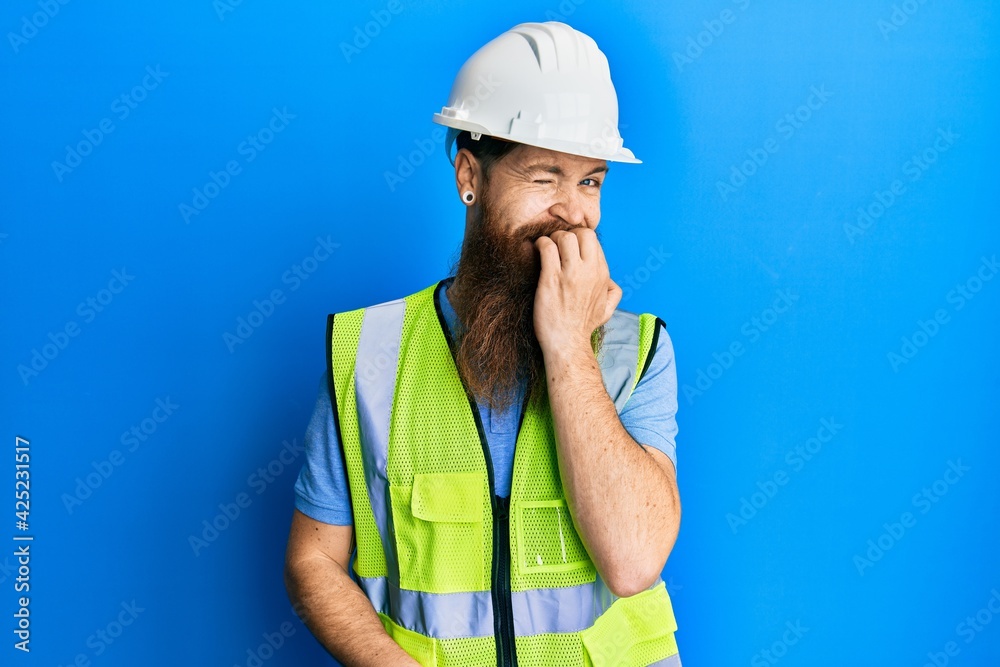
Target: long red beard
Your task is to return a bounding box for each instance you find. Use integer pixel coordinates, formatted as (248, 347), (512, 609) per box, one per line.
(447, 188), (606, 412)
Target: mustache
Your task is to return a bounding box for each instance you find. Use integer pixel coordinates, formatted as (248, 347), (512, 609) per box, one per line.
(514, 220), (584, 244)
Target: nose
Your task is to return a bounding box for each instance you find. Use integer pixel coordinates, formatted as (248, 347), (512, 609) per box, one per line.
(548, 185), (590, 228)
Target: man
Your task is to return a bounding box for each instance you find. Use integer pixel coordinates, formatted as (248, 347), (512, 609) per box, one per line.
(284, 21), (682, 667)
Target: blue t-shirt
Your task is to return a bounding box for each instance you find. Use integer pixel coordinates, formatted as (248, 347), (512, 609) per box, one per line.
(294, 279), (679, 526)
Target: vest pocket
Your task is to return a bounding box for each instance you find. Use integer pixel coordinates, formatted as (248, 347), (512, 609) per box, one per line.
(389, 472), (486, 593)
(580, 581), (679, 666)
(379, 612), (437, 666)
(515, 499), (592, 574)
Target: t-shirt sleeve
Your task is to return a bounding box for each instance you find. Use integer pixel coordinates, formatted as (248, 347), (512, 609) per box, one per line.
(293, 371), (354, 525)
(619, 321), (679, 473)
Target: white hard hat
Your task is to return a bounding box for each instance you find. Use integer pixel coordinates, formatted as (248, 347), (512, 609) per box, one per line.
(433, 21), (641, 165)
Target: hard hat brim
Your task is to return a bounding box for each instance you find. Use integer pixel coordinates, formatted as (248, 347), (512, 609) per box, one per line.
(433, 114), (642, 165)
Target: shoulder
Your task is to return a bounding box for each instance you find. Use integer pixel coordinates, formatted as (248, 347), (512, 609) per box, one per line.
(606, 307), (667, 333)
(330, 280), (442, 317)
(604, 308), (672, 361)
(598, 308), (674, 412)
(610, 307), (675, 388)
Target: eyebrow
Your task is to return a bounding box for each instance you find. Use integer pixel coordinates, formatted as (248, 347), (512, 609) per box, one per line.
(523, 163), (609, 177)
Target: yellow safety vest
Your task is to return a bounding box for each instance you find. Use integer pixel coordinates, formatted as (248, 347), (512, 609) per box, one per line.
(328, 278), (680, 666)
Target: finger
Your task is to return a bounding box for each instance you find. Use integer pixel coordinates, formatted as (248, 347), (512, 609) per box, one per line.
(573, 227), (601, 264)
(573, 227), (609, 281)
(534, 236), (561, 276)
(550, 230), (580, 269)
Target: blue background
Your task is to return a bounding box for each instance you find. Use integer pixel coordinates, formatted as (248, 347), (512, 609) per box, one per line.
(2, 0), (998, 665)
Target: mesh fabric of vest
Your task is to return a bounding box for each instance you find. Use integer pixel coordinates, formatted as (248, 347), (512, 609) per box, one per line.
(329, 281), (679, 667)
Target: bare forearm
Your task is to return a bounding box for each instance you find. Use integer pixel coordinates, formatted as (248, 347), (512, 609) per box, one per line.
(285, 558), (419, 667)
(542, 342), (680, 596)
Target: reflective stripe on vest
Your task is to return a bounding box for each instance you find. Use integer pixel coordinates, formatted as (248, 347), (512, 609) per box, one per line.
(354, 573), (616, 638)
(330, 279), (679, 666)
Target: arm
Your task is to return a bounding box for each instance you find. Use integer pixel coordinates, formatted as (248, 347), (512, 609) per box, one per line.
(542, 340), (680, 598)
(284, 509), (420, 667)
(533, 228), (681, 598)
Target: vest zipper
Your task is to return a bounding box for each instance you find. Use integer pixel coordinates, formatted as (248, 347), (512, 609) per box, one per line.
(494, 494), (516, 667)
(468, 405), (518, 667)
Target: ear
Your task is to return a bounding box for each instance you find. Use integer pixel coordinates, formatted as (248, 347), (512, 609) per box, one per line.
(454, 148), (482, 203)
